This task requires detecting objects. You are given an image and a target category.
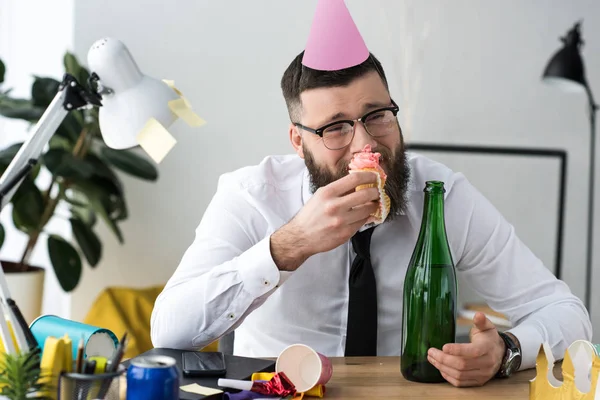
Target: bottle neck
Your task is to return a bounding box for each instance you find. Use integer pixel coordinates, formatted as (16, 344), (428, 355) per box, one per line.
(417, 192), (450, 253)
(422, 192), (445, 229)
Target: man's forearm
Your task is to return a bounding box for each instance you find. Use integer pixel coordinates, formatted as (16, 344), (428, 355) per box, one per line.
(270, 222), (311, 271)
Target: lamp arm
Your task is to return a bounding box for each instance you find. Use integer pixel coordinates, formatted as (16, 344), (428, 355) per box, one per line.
(585, 84), (598, 111)
(584, 82), (598, 311)
(0, 73), (102, 354)
(0, 91), (68, 211)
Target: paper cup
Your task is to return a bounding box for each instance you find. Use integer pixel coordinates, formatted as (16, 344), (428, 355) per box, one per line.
(275, 344), (333, 392)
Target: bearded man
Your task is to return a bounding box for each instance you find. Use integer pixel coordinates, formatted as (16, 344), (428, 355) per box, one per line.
(151, 1), (591, 388)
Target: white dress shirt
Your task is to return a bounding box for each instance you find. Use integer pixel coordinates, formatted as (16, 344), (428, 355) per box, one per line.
(150, 152), (591, 370)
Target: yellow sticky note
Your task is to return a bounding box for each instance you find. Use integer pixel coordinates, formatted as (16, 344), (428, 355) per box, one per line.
(62, 335), (72, 373)
(180, 383), (223, 396)
(136, 118), (177, 164)
(162, 79), (184, 97)
(168, 98), (207, 127)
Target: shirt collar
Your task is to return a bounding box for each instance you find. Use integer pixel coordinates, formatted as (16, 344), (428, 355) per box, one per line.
(301, 168), (313, 205)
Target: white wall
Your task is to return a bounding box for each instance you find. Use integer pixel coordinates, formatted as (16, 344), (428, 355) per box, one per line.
(0, 0), (74, 318)
(72, 0), (600, 338)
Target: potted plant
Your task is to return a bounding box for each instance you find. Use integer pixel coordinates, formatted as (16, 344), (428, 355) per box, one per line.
(0, 52), (158, 322)
(0, 348), (52, 400)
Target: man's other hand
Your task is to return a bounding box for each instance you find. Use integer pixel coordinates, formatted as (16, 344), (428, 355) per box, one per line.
(427, 312), (505, 387)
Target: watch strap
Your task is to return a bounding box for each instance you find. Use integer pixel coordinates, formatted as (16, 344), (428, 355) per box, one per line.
(496, 332), (521, 378)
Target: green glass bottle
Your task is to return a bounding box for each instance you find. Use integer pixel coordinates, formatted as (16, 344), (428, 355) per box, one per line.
(401, 180), (457, 383)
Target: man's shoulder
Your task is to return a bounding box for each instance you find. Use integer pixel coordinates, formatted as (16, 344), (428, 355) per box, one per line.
(406, 151), (463, 195)
(217, 154), (306, 192)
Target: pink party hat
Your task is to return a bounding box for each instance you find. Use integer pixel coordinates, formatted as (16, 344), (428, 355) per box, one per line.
(302, 0), (370, 71)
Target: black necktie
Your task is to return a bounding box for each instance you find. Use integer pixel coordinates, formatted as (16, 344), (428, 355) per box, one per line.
(345, 226), (378, 356)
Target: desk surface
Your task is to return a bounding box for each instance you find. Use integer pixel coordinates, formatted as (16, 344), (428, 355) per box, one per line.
(324, 357), (536, 399)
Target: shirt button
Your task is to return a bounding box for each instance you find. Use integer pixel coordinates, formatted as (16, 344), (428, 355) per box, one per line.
(228, 313), (235, 319)
(263, 280), (270, 286)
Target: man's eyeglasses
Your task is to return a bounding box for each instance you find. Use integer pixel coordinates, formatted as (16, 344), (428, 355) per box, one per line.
(294, 99), (400, 150)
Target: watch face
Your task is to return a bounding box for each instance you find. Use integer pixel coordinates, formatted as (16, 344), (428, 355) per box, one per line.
(505, 351), (521, 374)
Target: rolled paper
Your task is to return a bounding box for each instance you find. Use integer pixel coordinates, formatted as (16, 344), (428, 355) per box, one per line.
(218, 378), (253, 392)
(219, 372), (296, 397)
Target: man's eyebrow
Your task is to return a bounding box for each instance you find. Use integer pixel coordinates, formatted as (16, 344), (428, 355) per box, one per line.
(363, 100), (389, 110)
(323, 111), (347, 123)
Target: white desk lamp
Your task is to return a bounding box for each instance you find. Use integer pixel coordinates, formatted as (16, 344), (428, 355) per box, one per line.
(0, 37), (201, 354)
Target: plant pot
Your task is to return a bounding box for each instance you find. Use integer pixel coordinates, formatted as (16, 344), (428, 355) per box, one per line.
(1, 261), (45, 325)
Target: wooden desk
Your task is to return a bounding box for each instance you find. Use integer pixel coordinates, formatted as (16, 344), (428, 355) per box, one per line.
(324, 357), (536, 399)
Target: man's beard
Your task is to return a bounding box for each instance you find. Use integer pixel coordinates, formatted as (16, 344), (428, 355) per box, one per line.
(304, 140), (411, 220)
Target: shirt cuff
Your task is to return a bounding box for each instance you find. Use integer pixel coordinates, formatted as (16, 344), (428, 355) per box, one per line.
(507, 323), (545, 371)
(237, 236), (292, 297)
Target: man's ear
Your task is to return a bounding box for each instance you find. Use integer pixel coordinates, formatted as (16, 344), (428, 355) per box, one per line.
(289, 123), (304, 159)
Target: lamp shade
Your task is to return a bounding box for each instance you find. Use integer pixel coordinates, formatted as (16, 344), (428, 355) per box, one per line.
(542, 22), (587, 93)
(87, 38), (179, 149)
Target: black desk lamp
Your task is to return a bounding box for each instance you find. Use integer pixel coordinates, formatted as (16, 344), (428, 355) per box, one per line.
(542, 21), (598, 311)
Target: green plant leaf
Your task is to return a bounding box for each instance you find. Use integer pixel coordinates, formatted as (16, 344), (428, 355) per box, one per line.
(93, 196), (124, 244)
(0, 59), (5, 84)
(0, 97), (44, 121)
(70, 204), (97, 227)
(0, 142), (23, 169)
(100, 147), (158, 181)
(31, 76), (60, 107)
(64, 52), (80, 76)
(70, 181), (124, 244)
(70, 217), (101, 267)
(85, 152), (124, 192)
(78, 67), (91, 93)
(11, 177), (44, 233)
(64, 51), (91, 92)
(42, 148), (95, 179)
(82, 152), (128, 221)
(0, 347), (53, 399)
(0, 223), (4, 250)
(47, 235), (82, 292)
(55, 112), (83, 143)
(49, 135), (73, 151)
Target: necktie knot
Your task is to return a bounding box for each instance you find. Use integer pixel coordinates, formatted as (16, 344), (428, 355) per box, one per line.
(351, 227), (375, 259)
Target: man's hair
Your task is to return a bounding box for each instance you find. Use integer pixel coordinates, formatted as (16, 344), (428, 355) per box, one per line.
(280, 51), (389, 122)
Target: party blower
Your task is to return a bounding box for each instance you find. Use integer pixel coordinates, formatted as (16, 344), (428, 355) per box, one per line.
(0, 37), (205, 355)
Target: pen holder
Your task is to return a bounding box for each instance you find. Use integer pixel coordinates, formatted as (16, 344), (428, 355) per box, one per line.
(57, 366), (126, 400)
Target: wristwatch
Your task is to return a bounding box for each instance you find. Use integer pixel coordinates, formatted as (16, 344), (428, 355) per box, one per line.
(496, 332), (522, 378)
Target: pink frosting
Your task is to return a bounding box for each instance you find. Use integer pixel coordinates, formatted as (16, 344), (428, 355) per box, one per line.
(349, 144), (382, 170)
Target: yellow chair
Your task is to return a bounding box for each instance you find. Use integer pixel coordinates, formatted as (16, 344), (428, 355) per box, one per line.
(84, 285), (219, 359)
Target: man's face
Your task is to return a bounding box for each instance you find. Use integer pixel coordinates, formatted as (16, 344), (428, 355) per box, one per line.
(291, 71), (410, 217)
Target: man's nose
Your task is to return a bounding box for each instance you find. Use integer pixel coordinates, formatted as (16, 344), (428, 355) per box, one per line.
(349, 122), (377, 152)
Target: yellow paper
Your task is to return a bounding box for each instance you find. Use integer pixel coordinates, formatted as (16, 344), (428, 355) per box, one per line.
(162, 79), (183, 96)
(162, 79), (207, 127)
(39, 336), (72, 400)
(136, 118), (177, 164)
(180, 383), (223, 396)
(61, 335), (72, 373)
(529, 341), (600, 400)
(168, 98), (206, 127)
